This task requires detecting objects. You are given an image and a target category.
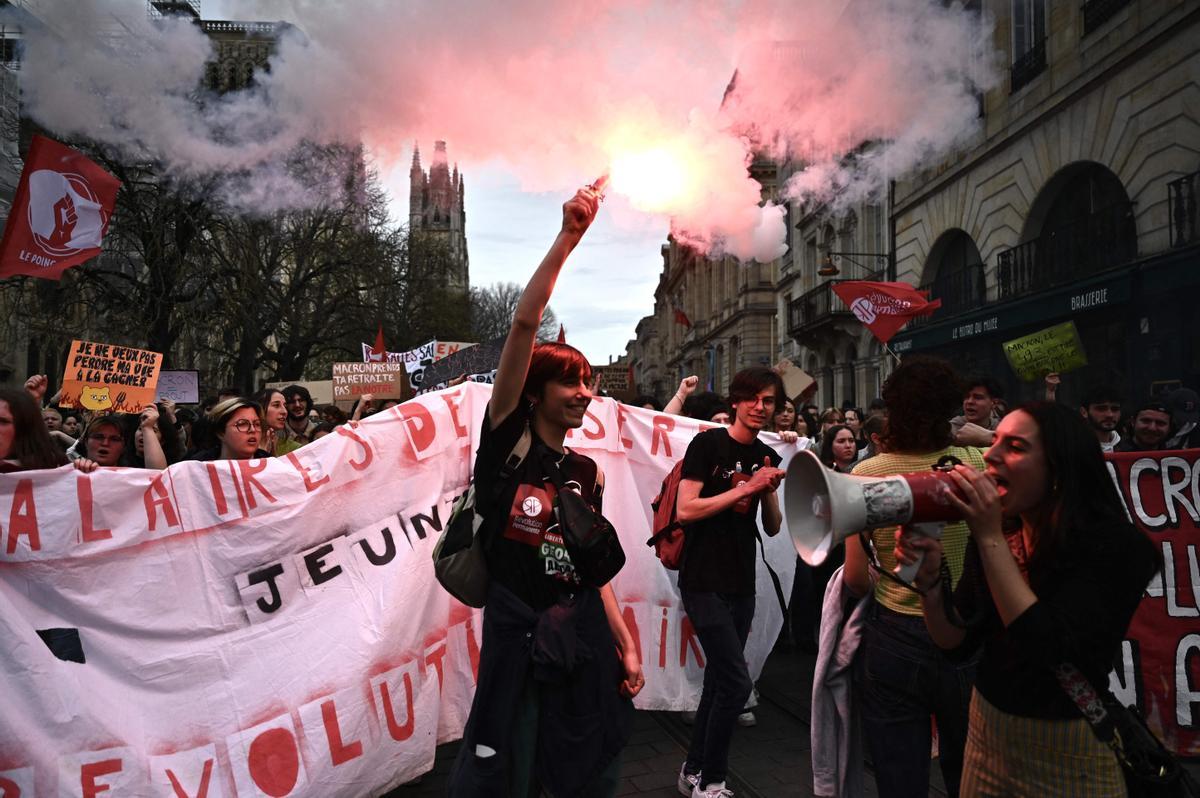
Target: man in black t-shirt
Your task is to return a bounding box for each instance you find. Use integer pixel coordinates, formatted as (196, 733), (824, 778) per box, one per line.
(674, 366), (786, 798)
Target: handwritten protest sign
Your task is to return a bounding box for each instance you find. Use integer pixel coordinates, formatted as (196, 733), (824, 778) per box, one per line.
(592, 365), (633, 399)
(1002, 321), (1088, 381)
(332, 362), (406, 400)
(59, 339), (163, 414)
(154, 370), (199, 404)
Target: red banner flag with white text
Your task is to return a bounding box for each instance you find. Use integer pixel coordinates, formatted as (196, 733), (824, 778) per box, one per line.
(0, 135), (121, 281)
(1105, 449), (1200, 757)
(831, 280), (941, 344)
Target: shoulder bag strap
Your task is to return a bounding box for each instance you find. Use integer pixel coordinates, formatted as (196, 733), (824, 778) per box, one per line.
(1054, 661), (1119, 747)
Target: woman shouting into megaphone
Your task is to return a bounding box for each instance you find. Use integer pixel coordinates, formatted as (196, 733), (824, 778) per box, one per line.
(896, 402), (1158, 797)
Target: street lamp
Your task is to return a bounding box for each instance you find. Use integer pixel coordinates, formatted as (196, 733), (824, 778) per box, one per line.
(818, 251), (890, 278)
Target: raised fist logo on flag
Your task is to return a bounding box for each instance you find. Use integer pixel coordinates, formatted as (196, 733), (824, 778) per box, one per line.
(832, 280), (942, 343)
(0, 135), (121, 281)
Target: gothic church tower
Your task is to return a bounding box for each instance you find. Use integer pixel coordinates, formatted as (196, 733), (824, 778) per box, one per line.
(409, 141), (469, 293)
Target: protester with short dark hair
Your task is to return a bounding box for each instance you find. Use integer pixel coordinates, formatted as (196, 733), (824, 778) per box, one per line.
(952, 376), (1004, 447)
(0, 388), (70, 473)
(319, 404), (348, 425)
(311, 422), (336, 440)
(1116, 400), (1173, 452)
(682, 390), (728, 425)
(868, 397), (887, 418)
(188, 398), (268, 461)
(1078, 385), (1122, 453)
(898, 402), (1158, 794)
(674, 365), (786, 798)
(278, 385), (317, 449)
(61, 413), (81, 438)
(632, 394), (662, 411)
(845, 355), (984, 798)
(450, 186), (641, 798)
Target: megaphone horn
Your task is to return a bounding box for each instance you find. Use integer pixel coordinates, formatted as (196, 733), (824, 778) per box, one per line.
(783, 450), (963, 568)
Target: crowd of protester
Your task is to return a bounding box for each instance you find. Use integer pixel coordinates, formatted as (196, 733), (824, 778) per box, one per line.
(2, 184), (1193, 797)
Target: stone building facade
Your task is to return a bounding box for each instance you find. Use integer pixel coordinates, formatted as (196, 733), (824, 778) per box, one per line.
(889, 0), (1200, 402)
(626, 0), (1200, 409)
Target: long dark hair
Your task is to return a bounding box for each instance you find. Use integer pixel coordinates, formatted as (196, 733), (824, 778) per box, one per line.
(819, 424), (855, 470)
(1015, 402), (1136, 576)
(0, 388), (68, 470)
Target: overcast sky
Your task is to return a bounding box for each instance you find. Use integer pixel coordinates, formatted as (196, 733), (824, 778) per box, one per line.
(379, 156), (668, 365)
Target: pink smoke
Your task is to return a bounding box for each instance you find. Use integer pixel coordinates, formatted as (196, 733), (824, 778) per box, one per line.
(14, 0), (998, 261)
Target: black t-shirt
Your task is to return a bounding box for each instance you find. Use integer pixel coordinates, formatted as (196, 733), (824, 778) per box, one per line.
(475, 405), (604, 611)
(948, 520), (1158, 719)
(678, 427), (781, 595)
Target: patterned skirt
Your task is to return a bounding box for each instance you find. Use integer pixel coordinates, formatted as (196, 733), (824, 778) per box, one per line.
(961, 689), (1126, 797)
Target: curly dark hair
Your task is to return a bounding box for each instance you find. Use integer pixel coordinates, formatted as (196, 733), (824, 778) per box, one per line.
(880, 356), (962, 452)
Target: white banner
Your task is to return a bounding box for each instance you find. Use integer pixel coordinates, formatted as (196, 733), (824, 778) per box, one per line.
(0, 383), (800, 797)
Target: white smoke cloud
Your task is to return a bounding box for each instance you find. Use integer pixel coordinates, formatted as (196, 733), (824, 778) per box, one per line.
(10, 0), (999, 260)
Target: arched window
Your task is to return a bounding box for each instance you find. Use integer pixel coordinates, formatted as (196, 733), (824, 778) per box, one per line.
(998, 162), (1135, 298)
(922, 229), (985, 317)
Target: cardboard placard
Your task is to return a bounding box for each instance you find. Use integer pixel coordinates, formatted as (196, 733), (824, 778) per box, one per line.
(331, 362), (407, 400)
(774, 359), (816, 401)
(60, 340), (163, 414)
(155, 370), (199, 404)
(1002, 321), (1088, 381)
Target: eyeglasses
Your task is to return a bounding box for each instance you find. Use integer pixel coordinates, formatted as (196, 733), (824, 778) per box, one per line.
(88, 434), (124, 445)
(232, 419), (263, 433)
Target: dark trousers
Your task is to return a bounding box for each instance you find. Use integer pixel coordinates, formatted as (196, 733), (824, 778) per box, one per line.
(681, 590), (755, 788)
(854, 605), (976, 798)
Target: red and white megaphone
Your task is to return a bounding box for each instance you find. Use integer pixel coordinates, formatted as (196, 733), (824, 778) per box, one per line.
(783, 450), (964, 581)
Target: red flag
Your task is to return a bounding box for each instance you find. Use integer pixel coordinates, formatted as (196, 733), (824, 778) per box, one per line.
(368, 323), (387, 362)
(556, 324), (566, 344)
(831, 281), (942, 344)
(671, 294), (692, 328)
(0, 136), (121, 281)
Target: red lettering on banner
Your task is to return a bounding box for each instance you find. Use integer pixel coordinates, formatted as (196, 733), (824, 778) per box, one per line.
(204, 463), (229, 516)
(615, 403), (633, 449)
(335, 426), (373, 471)
(465, 618), (482, 678)
(144, 474), (181, 532)
(398, 403), (436, 454)
(622, 605), (642, 663)
(424, 640), (447, 692)
(582, 410), (605, 441)
(5, 479), (39, 554)
(659, 607), (669, 670)
(440, 391), (468, 439)
(651, 415), (675, 458)
(320, 699), (363, 765)
(680, 616), (705, 668)
(247, 727), (300, 796)
(0, 776), (19, 796)
(77, 476), (111, 542)
(237, 460), (278, 510)
(285, 452), (329, 492)
(165, 759), (213, 798)
(81, 759), (122, 797)
(379, 671), (416, 742)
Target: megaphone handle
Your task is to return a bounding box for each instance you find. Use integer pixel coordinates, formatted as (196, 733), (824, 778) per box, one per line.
(894, 523), (944, 584)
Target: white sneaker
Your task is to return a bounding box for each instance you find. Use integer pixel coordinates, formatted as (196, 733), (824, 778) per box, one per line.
(692, 781), (734, 797)
(736, 710), (757, 727)
(677, 764), (700, 796)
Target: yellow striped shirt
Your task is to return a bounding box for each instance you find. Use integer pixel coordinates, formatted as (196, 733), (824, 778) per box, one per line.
(851, 447), (986, 615)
